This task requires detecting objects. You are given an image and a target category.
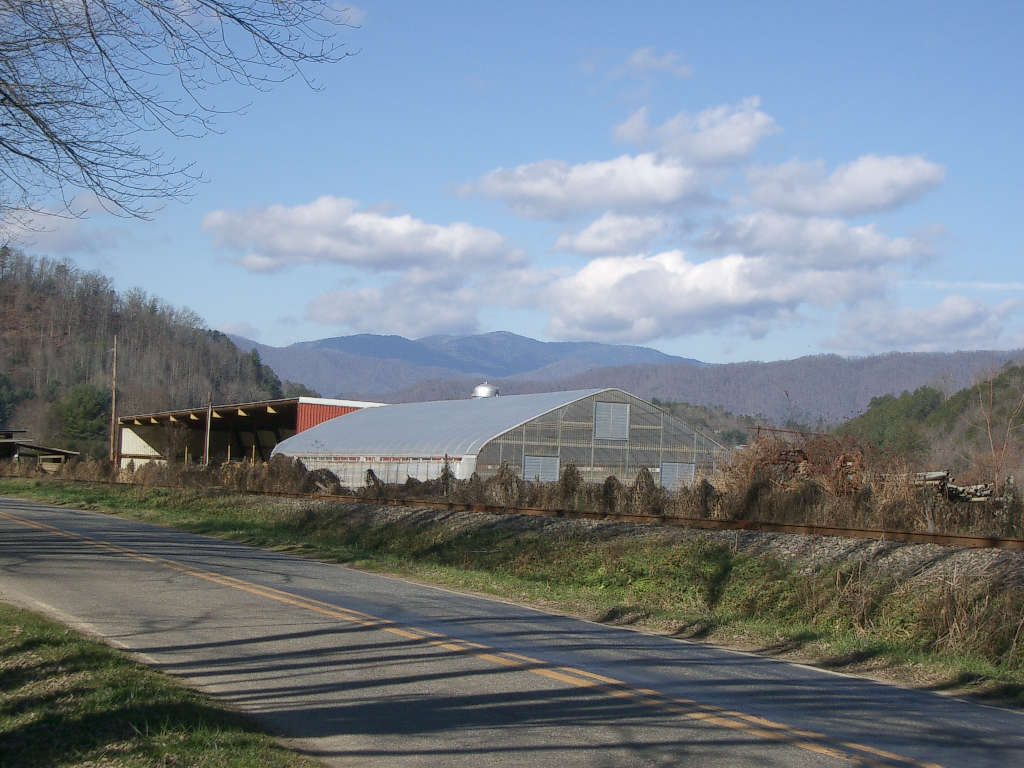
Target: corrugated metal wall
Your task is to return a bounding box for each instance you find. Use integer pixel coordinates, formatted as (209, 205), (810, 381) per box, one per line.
(296, 404), (359, 433)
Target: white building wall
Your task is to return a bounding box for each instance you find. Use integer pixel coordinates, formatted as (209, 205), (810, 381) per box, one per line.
(457, 455), (476, 480)
(118, 427), (164, 469)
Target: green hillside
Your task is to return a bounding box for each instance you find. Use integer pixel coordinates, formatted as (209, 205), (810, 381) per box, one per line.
(0, 248), (295, 456)
(839, 364), (1024, 485)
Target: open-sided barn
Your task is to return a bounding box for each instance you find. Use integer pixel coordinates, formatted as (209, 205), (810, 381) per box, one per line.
(271, 388), (725, 489)
(117, 396), (384, 468)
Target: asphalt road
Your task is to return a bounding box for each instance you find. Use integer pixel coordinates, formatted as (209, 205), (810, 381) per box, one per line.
(1, 496), (1022, 767)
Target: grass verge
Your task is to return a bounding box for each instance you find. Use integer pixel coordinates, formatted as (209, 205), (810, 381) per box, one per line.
(0, 600), (320, 768)
(3, 477), (1023, 707)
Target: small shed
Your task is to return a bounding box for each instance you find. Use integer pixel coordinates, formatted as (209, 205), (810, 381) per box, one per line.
(0, 428), (80, 471)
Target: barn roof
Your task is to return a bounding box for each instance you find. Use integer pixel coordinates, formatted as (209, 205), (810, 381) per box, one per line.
(272, 388), (610, 459)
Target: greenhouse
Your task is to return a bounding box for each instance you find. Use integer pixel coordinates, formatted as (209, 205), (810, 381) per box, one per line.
(271, 388), (726, 489)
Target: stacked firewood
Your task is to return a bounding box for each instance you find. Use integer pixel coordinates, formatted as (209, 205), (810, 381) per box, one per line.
(913, 471), (994, 503)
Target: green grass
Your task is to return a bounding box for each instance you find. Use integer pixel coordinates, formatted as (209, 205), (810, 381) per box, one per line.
(3, 476), (1023, 706)
(0, 601), (321, 768)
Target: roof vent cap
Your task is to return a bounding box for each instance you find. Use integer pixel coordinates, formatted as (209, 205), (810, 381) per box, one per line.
(472, 382), (499, 399)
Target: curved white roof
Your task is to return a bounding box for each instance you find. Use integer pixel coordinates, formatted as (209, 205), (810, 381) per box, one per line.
(272, 388), (609, 458)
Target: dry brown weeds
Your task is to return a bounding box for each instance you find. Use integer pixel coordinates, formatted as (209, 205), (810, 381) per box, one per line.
(2, 432), (1020, 538)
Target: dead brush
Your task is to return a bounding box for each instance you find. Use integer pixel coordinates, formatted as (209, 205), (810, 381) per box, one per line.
(712, 434), (838, 523)
(940, 572), (990, 655)
(869, 460), (920, 530)
(713, 436), (789, 520)
(815, 485), (874, 529)
(773, 477), (829, 525)
(831, 559), (892, 634)
(631, 467), (665, 516)
(665, 478), (719, 519)
(908, 564), (1024, 666)
(483, 463), (526, 508)
(800, 434), (867, 496)
(130, 460), (174, 488)
(600, 475), (628, 515)
(0, 458), (42, 478)
(716, 436), (791, 494)
(59, 457), (117, 483)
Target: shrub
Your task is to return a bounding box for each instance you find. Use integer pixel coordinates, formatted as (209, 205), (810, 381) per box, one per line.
(631, 467), (664, 516)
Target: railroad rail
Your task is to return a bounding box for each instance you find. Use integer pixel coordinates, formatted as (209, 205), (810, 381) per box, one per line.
(4, 474), (1024, 553)
(316, 493), (1024, 552)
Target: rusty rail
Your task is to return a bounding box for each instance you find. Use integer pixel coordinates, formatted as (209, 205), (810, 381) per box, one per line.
(305, 494), (1024, 551)
(5, 475), (1024, 552)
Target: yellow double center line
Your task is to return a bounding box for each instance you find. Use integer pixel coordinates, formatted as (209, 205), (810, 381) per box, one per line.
(0, 507), (942, 767)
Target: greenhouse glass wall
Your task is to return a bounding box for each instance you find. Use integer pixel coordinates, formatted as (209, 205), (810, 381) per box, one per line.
(272, 388), (726, 489)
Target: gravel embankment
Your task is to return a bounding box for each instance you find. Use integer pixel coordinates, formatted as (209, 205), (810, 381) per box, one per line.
(306, 499), (1024, 592)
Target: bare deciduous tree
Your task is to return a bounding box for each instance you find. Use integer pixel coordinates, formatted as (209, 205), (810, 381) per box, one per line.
(0, 1), (352, 222)
(0, 248), (287, 444)
(976, 368), (1024, 490)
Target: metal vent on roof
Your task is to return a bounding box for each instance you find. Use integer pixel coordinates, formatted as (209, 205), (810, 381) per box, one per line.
(472, 382), (499, 398)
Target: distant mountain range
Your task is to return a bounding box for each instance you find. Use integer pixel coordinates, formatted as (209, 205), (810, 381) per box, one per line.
(228, 331), (702, 397)
(230, 332), (1024, 425)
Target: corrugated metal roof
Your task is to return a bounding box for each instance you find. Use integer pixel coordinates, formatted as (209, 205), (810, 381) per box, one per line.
(0, 439), (79, 457)
(272, 388), (610, 459)
(119, 396), (384, 423)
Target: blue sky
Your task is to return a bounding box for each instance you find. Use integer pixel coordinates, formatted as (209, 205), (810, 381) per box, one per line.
(13, 1), (1024, 363)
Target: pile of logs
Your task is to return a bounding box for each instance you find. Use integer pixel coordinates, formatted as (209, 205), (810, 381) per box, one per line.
(913, 471), (994, 503)
(751, 433), (998, 503)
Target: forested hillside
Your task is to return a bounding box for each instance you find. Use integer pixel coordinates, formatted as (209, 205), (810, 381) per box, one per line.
(0, 249), (288, 455)
(840, 364), (1024, 484)
(358, 347), (1024, 427)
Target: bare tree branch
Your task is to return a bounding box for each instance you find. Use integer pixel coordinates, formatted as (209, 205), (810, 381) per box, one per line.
(0, 1), (353, 223)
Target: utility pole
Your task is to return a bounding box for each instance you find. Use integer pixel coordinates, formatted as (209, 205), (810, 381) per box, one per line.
(203, 392), (213, 466)
(108, 334), (118, 465)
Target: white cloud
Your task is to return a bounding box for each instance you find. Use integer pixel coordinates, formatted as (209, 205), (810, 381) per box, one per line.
(5, 216), (116, 255)
(613, 108), (650, 145)
(614, 98), (778, 164)
(203, 196), (519, 273)
(542, 250), (880, 343)
(2, 193), (119, 254)
(307, 269), (480, 337)
(555, 213), (669, 255)
(915, 280), (1024, 292)
(749, 155), (945, 216)
(702, 211), (926, 269)
(622, 47), (692, 79)
(831, 296), (1019, 353)
(464, 154), (701, 218)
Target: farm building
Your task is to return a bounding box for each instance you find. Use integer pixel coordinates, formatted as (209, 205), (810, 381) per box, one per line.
(0, 427), (79, 471)
(272, 388), (725, 489)
(117, 396), (385, 469)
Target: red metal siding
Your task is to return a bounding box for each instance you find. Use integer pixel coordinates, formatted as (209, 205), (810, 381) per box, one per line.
(296, 404), (360, 433)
